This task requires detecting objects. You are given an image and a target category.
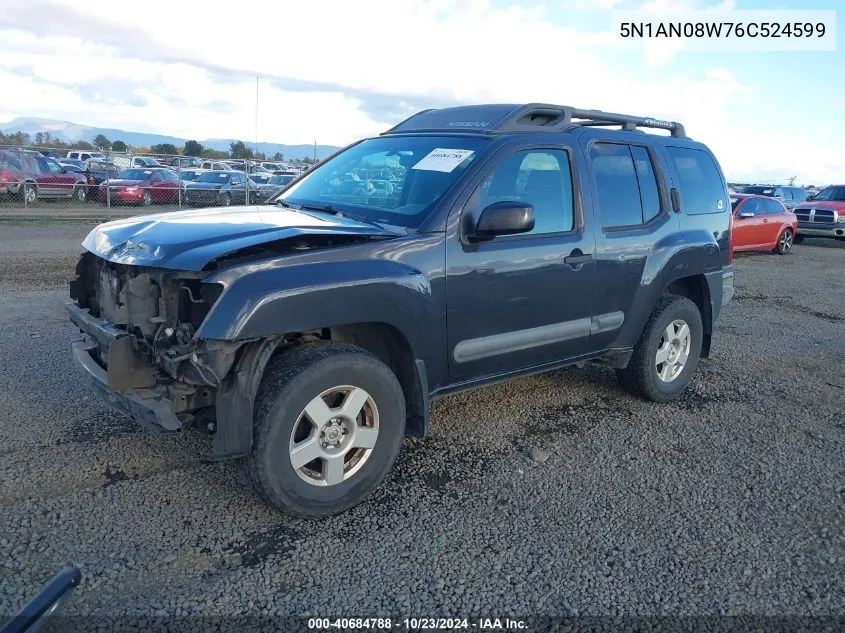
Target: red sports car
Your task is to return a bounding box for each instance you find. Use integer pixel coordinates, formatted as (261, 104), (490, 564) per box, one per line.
(730, 193), (798, 255)
(97, 168), (180, 206)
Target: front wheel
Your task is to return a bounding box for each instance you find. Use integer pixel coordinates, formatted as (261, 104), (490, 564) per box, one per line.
(73, 185), (87, 204)
(244, 342), (406, 517)
(774, 228), (793, 255)
(616, 295), (703, 403)
(141, 190), (152, 206)
(220, 193), (231, 207)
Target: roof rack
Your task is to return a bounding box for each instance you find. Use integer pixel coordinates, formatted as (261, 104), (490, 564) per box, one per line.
(382, 103), (687, 138)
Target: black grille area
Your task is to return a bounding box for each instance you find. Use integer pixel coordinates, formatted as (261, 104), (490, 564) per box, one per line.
(794, 207), (836, 225)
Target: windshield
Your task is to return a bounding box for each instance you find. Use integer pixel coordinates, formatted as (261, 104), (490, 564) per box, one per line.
(269, 175), (294, 185)
(276, 136), (488, 227)
(811, 186), (845, 202)
(117, 169), (153, 180)
(196, 172), (232, 183)
(738, 186), (776, 196)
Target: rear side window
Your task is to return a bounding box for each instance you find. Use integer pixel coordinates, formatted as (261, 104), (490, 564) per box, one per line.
(590, 142), (662, 229)
(791, 188), (808, 202)
(666, 147), (727, 215)
(762, 198), (784, 213)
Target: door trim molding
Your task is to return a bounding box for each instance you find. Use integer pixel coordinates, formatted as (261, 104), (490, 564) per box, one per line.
(452, 311), (624, 363)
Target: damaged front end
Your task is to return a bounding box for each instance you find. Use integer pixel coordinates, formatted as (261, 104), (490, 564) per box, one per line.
(67, 251), (244, 435)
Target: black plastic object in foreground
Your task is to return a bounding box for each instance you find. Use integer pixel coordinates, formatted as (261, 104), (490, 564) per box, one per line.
(0, 567), (82, 633)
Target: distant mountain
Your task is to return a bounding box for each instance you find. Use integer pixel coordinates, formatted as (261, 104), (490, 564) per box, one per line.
(0, 117), (342, 160)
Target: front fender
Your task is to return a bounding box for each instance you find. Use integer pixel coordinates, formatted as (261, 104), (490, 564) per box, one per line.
(197, 258), (434, 356)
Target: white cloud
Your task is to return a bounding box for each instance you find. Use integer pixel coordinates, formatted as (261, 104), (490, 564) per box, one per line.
(0, 0), (841, 183)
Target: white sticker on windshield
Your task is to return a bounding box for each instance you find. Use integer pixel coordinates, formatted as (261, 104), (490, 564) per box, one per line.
(411, 148), (474, 173)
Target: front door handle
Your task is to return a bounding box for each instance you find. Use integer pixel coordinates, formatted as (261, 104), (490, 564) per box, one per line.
(564, 251), (593, 267)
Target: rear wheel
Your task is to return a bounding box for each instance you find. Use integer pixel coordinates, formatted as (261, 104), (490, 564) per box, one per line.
(21, 183), (37, 205)
(73, 185), (87, 204)
(244, 342), (406, 517)
(616, 295), (703, 402)
(774, 228), (793, 255)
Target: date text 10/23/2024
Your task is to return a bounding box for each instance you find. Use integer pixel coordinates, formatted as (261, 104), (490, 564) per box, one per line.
(307, 617), (529, 630)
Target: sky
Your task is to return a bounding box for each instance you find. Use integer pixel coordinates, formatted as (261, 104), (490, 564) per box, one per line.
(0, 0), (842, 184)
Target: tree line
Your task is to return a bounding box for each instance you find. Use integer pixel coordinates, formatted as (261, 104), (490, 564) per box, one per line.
(0, 130), (317, 163)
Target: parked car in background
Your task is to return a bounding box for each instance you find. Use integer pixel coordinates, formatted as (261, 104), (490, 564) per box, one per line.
(183, 170), (260, 206)
(250, 173), (273, 185)
(58, 158), (87, 173)
(98, 167), (180, 206)
(170, 156), (202, 168)
(736, 184), (809, 210)
(132, 156), (162, 168)
(1, 149), (88, 203)
(177, 168), (207, 186)
(83, 159), (121, 190)
(256, 173), (296, 200)
(66, 150), (107, 162)
(200, 160), (234, 171)
(730, 193), (797, 255)
(260, 162), (286, 173)
(792, 185), (845, 242)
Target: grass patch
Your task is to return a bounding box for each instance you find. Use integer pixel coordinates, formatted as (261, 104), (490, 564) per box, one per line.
(0, 217), (102, 226)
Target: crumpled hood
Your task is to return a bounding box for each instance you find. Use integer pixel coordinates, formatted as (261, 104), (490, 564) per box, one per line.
(81, 204), (401, 271)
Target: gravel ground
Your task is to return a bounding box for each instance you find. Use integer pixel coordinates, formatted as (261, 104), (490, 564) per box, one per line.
(0, 225), (843, 632)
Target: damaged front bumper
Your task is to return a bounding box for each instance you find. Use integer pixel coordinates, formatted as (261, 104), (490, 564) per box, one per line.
(67, 300), (184, 432)
(72, 339), (182, 432)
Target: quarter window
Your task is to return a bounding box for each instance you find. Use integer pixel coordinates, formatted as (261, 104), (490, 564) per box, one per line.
(476, 149), (574, 235)
(666, 147), (727, 215)
(762, 198), (784, 214)
(590, 142), (662, 229)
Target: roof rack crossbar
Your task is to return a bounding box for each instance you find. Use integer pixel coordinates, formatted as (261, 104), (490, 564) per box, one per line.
(490, 103), (686, 138)
(567, 107), (686, 138)
(380, 103), (687, 138)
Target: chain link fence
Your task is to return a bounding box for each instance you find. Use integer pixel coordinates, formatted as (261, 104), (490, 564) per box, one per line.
(0, 145), (312, 220)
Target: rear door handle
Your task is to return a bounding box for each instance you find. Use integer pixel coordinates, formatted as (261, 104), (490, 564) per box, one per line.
(564, 253), (593, 266)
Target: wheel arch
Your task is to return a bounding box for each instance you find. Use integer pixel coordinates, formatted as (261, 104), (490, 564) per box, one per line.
(211, 322), (429, 461)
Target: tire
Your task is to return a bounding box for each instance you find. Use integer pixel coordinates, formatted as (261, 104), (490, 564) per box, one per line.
(774, 228), (793, 255)
(616, 295), (703, 403)
(141, 190), (152, 206)
(73, 185), (87, 204)
(244, 341), (406, 517)
(220, 193), (231, 207)
(21, 183), (37, 205)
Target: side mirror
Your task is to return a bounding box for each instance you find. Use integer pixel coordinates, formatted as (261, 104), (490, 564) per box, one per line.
(474, 201), (535, 239)
(807, 194), (816, 201)
(737, 211), (754, 219)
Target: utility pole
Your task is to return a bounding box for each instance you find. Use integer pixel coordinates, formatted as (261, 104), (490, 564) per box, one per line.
(255, 76), (259, 157)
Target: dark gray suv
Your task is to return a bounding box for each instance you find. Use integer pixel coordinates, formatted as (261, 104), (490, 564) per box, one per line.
(67, 103), (735, 517)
